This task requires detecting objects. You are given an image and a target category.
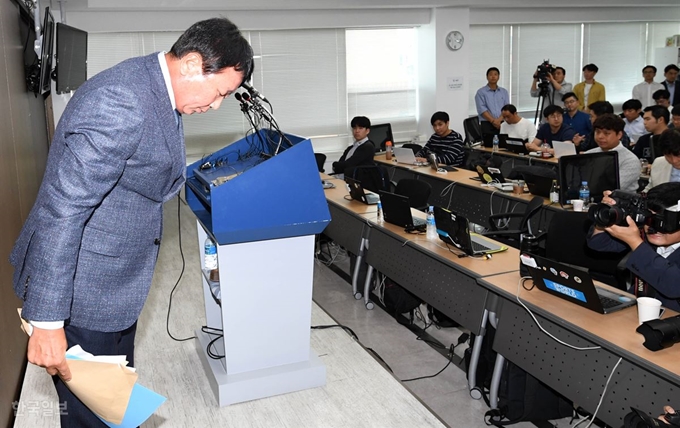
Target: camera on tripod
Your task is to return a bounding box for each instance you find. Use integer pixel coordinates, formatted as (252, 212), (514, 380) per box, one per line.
(588, 190), (680, 233)
(535, 60), (556, 86)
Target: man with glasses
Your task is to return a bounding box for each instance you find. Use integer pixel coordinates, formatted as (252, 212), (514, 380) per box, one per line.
(526, 104), (577, 154)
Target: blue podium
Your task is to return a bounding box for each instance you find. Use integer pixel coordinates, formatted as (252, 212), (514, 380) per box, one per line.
(186, 130), (331, 406)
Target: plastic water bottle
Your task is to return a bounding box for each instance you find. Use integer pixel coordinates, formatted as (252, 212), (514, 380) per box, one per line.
(549, 179), (559, 204)
(204, 237), (218, 271)
(426, 206), (437, 240)
(376, 199), (384, 224)
(579, 181), (590, 205)
(492, 135), (499, 153)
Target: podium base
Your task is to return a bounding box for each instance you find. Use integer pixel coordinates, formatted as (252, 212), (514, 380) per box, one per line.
(195, 329), (327, 406)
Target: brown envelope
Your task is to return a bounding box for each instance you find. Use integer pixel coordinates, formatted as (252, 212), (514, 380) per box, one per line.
(17, 308), (138, 424)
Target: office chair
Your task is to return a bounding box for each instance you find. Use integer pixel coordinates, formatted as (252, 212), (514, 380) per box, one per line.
(401, 143), (423, 155)
(463, 116), (483, 146)
(395, 178), (431, 211)
(544, 210), (628, 289)
(314, 153), (326, 173)
(346, 164), (392, 194)
(484, 196), (545, 248)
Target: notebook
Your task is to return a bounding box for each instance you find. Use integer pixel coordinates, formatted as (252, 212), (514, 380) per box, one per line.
(482, 133), (508, 149)
(521, 253), (637, 314)
(393, 147), (428, 166)
(345, 176), (379, 205)
(552, 141), (577, 158)
(428, 153), (457, 172)
(504, 137), (530, 155)
(433, 206), (507, 256)
(379, 191), (427, 228)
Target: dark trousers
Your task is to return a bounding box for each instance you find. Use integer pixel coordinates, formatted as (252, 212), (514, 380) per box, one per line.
(480, 120), (499, 136)
(54, 322), (137, 428)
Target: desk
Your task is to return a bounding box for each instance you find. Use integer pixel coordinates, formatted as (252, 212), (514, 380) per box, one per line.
(478, 272), (680, 427)
(360, 214), (520, 335)
(468, 146), (559, 177)
(374, 154), (560, 231)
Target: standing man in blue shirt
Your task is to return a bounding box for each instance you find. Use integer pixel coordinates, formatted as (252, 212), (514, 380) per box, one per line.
(475, 67), (510, 137)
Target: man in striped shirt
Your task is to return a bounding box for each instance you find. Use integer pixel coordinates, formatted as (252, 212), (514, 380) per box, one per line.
(416, 111), (465, 166)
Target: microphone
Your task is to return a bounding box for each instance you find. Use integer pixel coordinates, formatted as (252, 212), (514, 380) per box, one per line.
(241, 82), (269, 103)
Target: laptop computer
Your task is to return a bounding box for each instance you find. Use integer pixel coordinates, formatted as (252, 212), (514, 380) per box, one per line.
(474, 165), (514, 191)
(393, 147), (428, 166)
(552, 141), (577, 158)
(433, 206), (507, 256)
(379, 191), (427, 228)
(504, 137), (530, 155)
(524, 174), (554, 198)
(428, 153), (457, 172)
(520, 253), (637, 314)
(482, 133), (508, 149)
(345, 176), (379, 205)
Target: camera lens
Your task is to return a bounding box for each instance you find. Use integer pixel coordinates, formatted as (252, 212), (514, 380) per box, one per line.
(588, 204), (625, 227)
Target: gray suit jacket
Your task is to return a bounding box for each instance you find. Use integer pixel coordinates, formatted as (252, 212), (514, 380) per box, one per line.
(10, 53), (185, 332)
(643, 156), (672, 193)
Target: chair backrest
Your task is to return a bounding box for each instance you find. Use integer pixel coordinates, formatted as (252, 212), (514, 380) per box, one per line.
(314, 153), (326, 173)
(395, 178), (432, 211)
(520, 196), (545, 236)
(463, 117), (483, 146)
(347, 164), (391, 194)
(401, 143), (423, 155)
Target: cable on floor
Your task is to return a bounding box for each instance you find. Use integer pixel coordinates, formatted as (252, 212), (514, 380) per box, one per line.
(166, 196), (196, 342)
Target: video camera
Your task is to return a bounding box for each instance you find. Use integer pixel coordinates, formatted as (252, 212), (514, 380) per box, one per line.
(535, 59), (556, 85)
(588, 190), (680, 233)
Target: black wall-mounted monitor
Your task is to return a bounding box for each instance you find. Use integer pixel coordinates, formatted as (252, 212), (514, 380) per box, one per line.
(558, 151), (620, 205)
(38, 7), (55, 95)
(368, 123), (394, 152)
(55, 22), (88, 94)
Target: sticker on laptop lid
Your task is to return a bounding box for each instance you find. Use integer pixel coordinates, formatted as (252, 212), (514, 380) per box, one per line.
(574, 276), (582, 284)
(519, 254), (537, 268)
(559, 271), (569, 279)
(549, 267), (557, 276)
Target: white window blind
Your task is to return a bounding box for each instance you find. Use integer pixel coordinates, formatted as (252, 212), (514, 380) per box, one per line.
(468, 25), (511, 117)
(470, 21), (679, 115)
(583, 23), (647, 106)
(88, 29), (347, 160)
(512, 24), (581, 114)
(346, 28), (417, 141)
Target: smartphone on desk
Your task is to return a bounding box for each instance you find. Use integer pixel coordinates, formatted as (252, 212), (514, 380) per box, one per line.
(469, 177), (482, 181)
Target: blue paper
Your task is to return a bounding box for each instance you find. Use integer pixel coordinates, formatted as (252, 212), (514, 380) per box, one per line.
(101, 383), (166, 428)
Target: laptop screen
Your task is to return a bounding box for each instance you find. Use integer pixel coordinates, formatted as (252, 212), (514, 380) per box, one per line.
(558, 151), (619, 205)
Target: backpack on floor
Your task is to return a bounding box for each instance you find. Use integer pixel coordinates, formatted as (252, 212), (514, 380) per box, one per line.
(382, 278), (422, 319)
(484, 360), (573, 427)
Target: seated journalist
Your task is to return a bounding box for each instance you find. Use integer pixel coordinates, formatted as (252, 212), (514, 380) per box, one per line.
(332, 116), (376, 175)
(415, 111), (465, 166)
(587, 182), (680, 312)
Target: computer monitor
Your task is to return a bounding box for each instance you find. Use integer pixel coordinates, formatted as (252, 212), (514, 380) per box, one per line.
(38, 7), (55, 95)
(558, 151), (619, 205)
(368, 123), (394, 151)
(56, 23), (88, 94)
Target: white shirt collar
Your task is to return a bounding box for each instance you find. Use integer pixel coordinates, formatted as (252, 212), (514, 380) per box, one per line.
(656, 241), (680, 258)
(158, 52), (176, 111)
(354, 136), (369, 146)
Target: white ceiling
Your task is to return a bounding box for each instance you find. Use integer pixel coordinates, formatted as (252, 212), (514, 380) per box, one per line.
(59, 0), (680, 12)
